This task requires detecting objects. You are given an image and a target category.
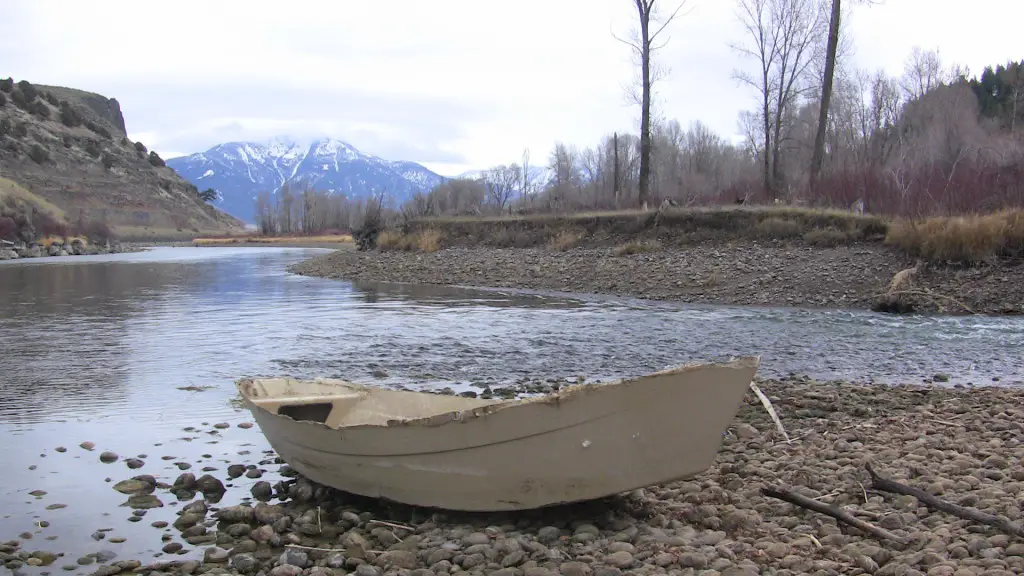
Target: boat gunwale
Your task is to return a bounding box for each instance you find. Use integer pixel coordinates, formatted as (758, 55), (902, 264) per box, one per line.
(235, 355), (761, 434)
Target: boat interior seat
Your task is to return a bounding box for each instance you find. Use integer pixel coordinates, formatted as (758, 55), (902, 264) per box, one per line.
(252, 393), (362, 427)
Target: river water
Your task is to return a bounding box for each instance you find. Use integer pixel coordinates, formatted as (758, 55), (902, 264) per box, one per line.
(1, 246), (1024, 569)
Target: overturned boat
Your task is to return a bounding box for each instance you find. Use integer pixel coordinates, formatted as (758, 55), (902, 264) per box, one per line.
(235, 356), (760, 512)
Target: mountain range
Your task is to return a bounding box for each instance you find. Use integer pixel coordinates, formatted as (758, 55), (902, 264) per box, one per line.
(166, 138), (446, 223)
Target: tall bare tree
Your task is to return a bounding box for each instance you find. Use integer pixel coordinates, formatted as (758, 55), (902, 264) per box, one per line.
(615, 0), (689, 209)
(733, 0), (827, 199)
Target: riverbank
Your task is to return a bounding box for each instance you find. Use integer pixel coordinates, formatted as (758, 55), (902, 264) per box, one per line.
(192, 234), (354, 250)
(0, 238), (135, 260)
(6, 376), (1024, 576)
(290, 242), (1024, 315)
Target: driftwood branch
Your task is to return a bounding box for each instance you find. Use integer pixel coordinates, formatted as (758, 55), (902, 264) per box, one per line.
(862, 289), (976, 314)
(762, 486), (906, 544)
(866, 463), (1024, 538)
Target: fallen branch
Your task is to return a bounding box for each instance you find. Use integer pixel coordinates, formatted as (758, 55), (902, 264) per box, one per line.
(861, 289), (976, 314)
(749, 382), (790, 443)
(762, 486), (906, 544)
(368, 519), (414, 531)
(865, 463), (1024, 538)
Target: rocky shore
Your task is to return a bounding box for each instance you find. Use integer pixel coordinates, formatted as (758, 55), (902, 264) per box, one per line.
(0, 237), (131, 260)
(6, 377), (1024, 576)
(288, 242), (1024, 315)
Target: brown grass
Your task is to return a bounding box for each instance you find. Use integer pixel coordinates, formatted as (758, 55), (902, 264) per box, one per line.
(613, 240), (661, 256)
(193, 233), (353, 245)
(802, 228), (853, 247)
(885, 210), (1024, 264)
(377, 229), (443, 253)
(547, 230), (580, 251)
(755, 217), (802, 239)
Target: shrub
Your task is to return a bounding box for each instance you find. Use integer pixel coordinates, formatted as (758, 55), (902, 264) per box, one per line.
(885, 210), (1024, 264)
(31, 100), (50, 119)
(62, 135), (72, 148)
(755, 217), (802, 239)
(134, 141), (147, 153)
(28, 144), (50, 164)
(44, 92), (58, 106)
(59, 103), (83, 127)
(79, 220), (114, 243)
(416, 228), (442, 252)
(803, 228), (851, 247)
(0, 118), (9, 137)
(0, 77), (12, 93)
(547, 230), (580, 251)
(148, 151), (165, 167)
(86, 121), (111, 139)
(0, 92), (6, 107)
(16, 80), (37, 101)
(13, 122), (27, 138)
(10, 88), (28, 109)
(101, 152), (115, 169)
(84, 139), (101, 158)
(0, 215), (17, 241)
(376, 230), (404, 250)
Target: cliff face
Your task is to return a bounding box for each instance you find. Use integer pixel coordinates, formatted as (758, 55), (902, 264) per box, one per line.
(0, 78), (244, 240)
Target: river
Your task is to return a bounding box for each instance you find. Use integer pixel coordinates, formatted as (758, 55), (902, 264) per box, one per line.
(1, 246), (1023, 570)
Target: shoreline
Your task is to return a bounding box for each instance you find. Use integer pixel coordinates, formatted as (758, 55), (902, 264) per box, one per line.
(288, 242), (1024, 316)
(7, 376), (1024, 575)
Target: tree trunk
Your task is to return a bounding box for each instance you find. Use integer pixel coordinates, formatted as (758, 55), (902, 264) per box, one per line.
(614, 131), (621, 208)
(809, 0), (842, 194)
(638, 8), (652, 210)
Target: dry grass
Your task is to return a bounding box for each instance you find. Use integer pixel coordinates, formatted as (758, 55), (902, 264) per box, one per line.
(39, 234), (87, 247)
(803, 228), (853, 247)
(0, 177), (67, 221)
(192, 234), (354, 245)
(755, 217), (802, 239)
(613, 240), (661, 256)
(377, 229), (444, 253)
(885, 210), (1024, 264)
(547, 230), (580, 251)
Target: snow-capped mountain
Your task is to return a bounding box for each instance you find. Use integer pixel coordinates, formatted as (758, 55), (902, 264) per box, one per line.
(166, 137), (445, 223)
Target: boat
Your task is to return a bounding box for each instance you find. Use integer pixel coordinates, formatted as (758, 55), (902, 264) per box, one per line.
(235, 356), (760, 512)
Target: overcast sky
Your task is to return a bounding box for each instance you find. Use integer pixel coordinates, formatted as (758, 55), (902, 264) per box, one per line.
(2, 0), (1022, 176)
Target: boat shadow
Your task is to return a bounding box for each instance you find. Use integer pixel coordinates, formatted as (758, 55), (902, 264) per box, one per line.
(277, 474), (659, 528)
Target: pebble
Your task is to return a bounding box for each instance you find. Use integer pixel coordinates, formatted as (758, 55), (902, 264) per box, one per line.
(99, 451), (118, 463)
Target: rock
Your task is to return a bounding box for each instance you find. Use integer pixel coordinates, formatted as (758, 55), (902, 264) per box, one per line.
(195, 474), (225, 495)
(213, 423), (230, 429)
(251, 481), (273, 501)
(203, 547), (229, 563)
(99, 451), (118, 463)
(161, 543), (182, 554)
(734, 423), (759, 438)
(537, 526), (562, 544)
(238, 422), (254, 429)
(270, 565), (303, 576)
(124, 458), (144, 469)
(560, 561), (592, 576)
(227, 465), (246, 479)
(679, 552), (708, 568)
(80, 441), (95, 451)
(230, 553), (259, 574)
(112, 480), (151, 494)
(279, 549), (309, 568)
(216, 505), (254, 523)
(605, 551), (634, 568)
(172, 473), (197, 490)
(125, 494), (162, 509)
(245, 468), (263, 479)
(380, 550), (417, 569)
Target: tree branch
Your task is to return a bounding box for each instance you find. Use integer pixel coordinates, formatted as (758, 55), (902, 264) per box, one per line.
(762, 485), (906, 544)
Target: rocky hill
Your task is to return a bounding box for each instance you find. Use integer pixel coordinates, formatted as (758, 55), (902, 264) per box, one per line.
(166, 138), (445, 223)
(0, 77), (245, 241)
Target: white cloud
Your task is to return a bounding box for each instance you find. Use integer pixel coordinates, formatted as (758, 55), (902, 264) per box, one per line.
(2, 0), (1022, 176)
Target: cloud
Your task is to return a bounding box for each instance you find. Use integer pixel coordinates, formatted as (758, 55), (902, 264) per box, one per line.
(3, 0), (1023, 175)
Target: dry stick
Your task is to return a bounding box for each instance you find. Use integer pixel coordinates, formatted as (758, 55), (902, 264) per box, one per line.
(749, 382), (791, 443)
(762, 486), (907, 544)
(368, 519), (414, 531)
(865, 463), (1024, 538)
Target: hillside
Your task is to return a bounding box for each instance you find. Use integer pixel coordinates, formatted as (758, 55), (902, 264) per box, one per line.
(0, 77), (245, 241)
(166, 138), (445, 223)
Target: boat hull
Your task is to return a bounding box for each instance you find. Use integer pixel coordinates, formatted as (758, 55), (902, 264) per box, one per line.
(237, 356), (759, 511)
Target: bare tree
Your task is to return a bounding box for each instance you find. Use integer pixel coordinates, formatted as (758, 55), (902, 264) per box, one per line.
(615, 0), (690, 209)
(484, 165), (521, 213)
(733, 0), (827, 199)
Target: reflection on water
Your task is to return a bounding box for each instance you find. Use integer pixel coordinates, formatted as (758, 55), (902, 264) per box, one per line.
(2, 245), (1024, 565)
